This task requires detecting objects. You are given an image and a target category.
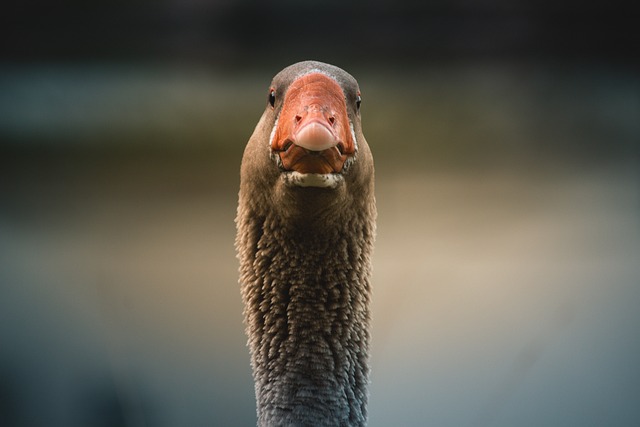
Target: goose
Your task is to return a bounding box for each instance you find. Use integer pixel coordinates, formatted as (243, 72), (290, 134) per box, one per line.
(236, 60), (376, 426)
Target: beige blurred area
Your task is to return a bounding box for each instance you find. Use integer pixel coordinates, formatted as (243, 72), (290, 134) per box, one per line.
(1, 63), (639, 426)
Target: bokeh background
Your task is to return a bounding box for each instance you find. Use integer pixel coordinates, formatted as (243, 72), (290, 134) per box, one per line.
(1, 1), (639, 426)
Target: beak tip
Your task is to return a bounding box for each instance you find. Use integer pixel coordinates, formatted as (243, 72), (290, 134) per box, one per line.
(293, 122), (338, 152)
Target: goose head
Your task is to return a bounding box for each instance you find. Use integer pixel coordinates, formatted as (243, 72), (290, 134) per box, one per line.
(242, 61), (371, 197)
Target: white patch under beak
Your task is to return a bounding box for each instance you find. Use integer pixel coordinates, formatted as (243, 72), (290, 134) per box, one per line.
(282, 171), (343, 188)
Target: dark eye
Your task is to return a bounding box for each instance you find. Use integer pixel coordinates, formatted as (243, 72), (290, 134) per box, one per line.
(268, 89), (276, 108)
(356, 93), (362, 110)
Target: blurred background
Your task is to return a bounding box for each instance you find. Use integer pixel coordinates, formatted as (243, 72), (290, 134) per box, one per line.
(1, 1), (638, 426)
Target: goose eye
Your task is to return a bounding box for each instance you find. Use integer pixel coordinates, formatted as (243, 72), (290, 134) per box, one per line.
(268, 89), (276, 108)
(356, 94), (362, 110)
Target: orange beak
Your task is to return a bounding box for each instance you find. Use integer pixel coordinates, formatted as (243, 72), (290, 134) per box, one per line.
(271, 73), (356, 174)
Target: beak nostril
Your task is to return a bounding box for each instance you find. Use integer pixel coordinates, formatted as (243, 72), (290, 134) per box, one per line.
(328, 116), (335, 125)
(295, 115), (302, 124)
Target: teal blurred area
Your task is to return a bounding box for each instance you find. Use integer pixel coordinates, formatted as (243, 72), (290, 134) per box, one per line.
(1, 2), (639, 424)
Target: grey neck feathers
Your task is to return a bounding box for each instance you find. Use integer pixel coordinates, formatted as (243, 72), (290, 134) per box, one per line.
(237, 192), (375, 426)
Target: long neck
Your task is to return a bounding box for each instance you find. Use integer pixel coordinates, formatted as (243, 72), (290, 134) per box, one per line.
(237, 199), (374, 426)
